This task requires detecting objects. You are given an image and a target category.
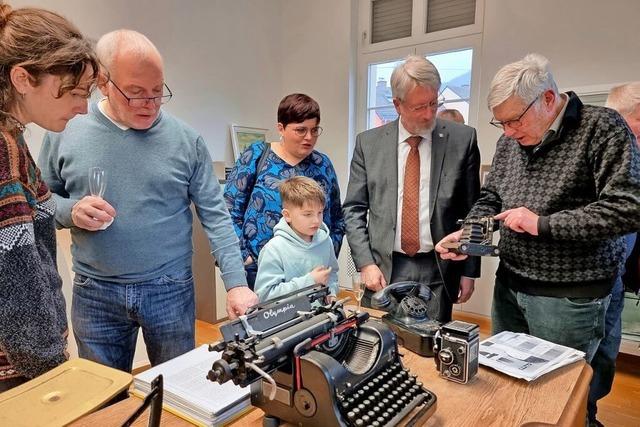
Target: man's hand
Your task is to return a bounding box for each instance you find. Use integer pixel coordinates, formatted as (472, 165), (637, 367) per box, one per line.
(435, 230), (468, 261)
(361, 264), (387, 292)
(226, 286), (259, 319)
(325, 295), (337, 305)
(310, 266), (332, 285)
(495, 207), (539, 236)
(456, 277), (475, 303)
(71, 196), (116, 231)
(244, 256), (254, 266)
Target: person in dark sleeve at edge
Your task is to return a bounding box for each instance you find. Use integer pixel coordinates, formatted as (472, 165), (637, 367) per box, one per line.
(436, 54), (640, 427)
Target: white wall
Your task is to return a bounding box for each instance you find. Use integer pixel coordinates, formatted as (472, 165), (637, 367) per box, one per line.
(15, 0), (284, 161)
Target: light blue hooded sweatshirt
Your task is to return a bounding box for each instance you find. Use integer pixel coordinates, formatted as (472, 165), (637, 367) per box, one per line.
(255, 217), (339, 302)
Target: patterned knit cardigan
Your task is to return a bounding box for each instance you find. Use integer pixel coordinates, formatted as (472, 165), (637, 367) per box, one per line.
(468, 92), (640, 297)
(0, 131), (67, 383)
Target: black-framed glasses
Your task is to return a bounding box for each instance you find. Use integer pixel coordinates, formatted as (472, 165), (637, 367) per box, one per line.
(489, 96), (538, 129)
(291, 126), (323, 137)
(109, 79), (172, 107)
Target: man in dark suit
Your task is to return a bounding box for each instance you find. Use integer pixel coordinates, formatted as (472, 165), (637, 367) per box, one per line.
(343, 55), (481, 322)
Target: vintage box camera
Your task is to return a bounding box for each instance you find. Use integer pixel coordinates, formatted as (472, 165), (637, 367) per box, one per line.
(434, 320), (479, 384)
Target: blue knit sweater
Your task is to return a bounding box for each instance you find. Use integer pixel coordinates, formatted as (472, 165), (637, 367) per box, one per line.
(38, 103), (246, 288)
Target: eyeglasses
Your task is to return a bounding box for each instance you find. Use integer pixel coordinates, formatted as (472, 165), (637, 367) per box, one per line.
(290, 126), (323, 137)
(109, 79), (172, 107)
(403, 95), (446, 113)
(490, 96), (538, 129)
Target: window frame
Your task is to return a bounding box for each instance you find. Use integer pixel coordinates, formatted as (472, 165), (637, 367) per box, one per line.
(357, 34), (482, 134)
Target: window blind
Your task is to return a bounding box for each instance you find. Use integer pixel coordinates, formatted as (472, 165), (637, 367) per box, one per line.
(426, 0), (476, 33)
(371, 0), (413, 43)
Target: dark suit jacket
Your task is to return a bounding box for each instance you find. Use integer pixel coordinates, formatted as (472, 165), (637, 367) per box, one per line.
(343, 118), (481, 300)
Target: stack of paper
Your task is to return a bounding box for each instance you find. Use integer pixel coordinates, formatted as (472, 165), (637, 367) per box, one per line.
(479, 331), (585, 381)
(133, 345), (250, 425)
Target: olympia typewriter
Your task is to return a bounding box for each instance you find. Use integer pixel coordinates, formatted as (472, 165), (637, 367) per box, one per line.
(207, 286), (437, 427)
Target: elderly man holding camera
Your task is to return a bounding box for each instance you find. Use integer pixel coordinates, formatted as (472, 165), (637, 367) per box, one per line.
(437, 54), (640, 427)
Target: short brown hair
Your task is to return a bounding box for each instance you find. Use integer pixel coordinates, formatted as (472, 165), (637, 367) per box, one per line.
(277, 93), (320, 127)
(0, 3), (99, 133)
(279, 176), (325, 209)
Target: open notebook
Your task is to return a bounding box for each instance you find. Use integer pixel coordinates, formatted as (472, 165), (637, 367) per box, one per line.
(133, 345), (250, 426)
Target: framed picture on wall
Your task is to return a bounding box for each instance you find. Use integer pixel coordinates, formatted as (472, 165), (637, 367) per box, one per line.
(230, 124), (268, 160)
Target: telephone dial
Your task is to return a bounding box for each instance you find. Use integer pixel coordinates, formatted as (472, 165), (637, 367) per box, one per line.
(371, 281), (441, 356)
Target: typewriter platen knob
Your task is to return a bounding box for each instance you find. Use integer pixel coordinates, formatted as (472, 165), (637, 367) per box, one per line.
(294, 389), (317, 418)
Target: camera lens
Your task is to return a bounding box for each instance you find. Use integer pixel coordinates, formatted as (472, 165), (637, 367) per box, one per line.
(438, 349), (454, 365)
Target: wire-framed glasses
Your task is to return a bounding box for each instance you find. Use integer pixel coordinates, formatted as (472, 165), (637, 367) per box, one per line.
(489, 96), (539, 129)
(404, 95), (446, 112)
(109, 79), (172, 107)
(291, 126), (323, 137)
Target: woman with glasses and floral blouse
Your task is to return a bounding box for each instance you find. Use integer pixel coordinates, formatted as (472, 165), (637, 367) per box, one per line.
(224, 93), (345, 290)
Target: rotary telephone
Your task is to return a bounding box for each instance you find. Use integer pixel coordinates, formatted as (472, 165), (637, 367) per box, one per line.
(371, 281), (441, 356)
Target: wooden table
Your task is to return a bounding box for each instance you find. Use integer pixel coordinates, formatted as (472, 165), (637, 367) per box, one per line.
(72, 317), (592, 427)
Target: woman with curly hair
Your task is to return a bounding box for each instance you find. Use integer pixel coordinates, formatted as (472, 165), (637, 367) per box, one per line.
(0, 2), (98, 391)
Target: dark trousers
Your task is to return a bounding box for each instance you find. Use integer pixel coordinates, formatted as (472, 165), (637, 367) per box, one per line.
(362, 251), (452, 322)
(245, 263), (257, 291)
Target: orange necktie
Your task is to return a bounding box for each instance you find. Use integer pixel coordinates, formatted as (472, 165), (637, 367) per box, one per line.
(401, 136), (421, 256)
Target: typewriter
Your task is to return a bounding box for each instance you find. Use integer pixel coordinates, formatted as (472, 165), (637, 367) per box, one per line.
(207, 286), (437, 427)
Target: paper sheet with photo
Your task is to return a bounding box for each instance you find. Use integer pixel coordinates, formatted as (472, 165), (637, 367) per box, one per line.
(478, 331), (584, 381)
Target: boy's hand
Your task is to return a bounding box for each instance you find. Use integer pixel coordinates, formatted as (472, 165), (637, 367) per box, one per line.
(325, 295), (337, 304)
(310, 265), (332, 285)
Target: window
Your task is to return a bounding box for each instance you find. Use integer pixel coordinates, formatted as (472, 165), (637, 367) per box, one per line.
(366, 48), (473, 129)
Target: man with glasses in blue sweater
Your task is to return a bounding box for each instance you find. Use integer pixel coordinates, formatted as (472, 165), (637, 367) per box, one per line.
(38, 29), (258, 372)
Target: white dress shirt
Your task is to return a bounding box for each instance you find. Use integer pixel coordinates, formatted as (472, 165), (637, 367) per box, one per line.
(394, 119), (434, 254)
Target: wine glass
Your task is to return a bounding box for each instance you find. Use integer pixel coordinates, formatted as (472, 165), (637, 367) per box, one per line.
(88, 167), (106, 198)
(352, 272), (365, 311)
(88, 167), (113, 230)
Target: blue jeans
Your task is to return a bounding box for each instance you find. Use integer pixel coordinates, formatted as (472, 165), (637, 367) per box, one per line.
(71, 267), (196, 372)
(587, 277), (625, 421)
(492, 277), (610, 363)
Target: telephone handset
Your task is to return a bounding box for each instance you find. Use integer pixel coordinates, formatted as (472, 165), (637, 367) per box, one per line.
(371, 281), (441, 357)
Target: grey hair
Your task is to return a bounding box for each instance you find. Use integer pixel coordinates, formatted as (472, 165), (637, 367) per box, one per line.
(95, 29), (162, 74)
(606, 82), (640, 115)
(390, 54), (441, 100)
(487, 53), (558, 110)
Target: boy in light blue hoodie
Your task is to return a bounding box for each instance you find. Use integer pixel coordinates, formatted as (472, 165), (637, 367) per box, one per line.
(255, 176), (339, 302)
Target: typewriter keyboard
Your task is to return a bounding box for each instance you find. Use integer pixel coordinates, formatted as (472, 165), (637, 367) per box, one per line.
(336, 362), (433, 427)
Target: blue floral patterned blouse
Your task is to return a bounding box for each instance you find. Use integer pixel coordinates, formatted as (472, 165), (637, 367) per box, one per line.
(224, 142), (345, 262)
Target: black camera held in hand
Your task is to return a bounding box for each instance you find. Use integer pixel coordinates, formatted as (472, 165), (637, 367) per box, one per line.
(441, 217), (499, 257)
(434, 320), (479, 384)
